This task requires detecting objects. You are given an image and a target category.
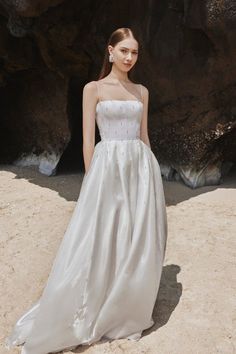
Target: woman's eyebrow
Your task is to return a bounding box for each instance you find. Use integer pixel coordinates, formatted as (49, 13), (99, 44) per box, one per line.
(120, 46), (138, 51)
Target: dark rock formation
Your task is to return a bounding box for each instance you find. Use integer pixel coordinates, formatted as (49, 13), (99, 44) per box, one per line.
(0, 0), (235, 187)
(147, 0), (236, 187)
(0, 0), (64, 17)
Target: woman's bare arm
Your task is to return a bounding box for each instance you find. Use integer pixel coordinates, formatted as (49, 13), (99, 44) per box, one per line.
(140, 85), (151, 148)
(82, 81), (98, 174)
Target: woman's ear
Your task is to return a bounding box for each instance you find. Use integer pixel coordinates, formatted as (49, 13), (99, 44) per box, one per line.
(108, 45), (113, 55)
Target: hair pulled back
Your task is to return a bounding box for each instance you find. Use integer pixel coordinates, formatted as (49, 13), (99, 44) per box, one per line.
(98, 27), (139, 82)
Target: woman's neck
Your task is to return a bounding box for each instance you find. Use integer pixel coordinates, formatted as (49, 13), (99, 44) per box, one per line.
(108, 66), (130, 83)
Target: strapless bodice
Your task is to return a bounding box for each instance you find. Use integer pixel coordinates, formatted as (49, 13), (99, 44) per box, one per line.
(95, 100), (143, 141)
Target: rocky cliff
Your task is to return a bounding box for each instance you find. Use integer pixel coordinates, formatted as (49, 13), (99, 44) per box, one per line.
(0, 0), (235, 187)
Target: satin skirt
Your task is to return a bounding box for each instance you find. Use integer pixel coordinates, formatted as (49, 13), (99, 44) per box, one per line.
(5, 139), (167, 354)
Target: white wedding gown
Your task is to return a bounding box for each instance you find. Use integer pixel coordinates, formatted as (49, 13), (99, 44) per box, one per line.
(5, 97), (168, 354)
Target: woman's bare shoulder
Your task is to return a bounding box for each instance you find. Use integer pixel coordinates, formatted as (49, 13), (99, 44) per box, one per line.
(83, 80), (97, 91)
(139, 83), (148, 93)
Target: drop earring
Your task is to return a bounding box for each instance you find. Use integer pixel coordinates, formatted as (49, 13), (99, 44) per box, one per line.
(109, 53), (114, 63)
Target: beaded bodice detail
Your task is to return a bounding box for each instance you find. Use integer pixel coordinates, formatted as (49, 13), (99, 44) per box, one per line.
(95, 100), (143, 141)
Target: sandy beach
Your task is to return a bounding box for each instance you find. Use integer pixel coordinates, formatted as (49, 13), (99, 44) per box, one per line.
(0, 164), (235, 354)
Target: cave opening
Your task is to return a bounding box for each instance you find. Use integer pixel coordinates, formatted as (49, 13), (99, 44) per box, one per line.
(0, 73), (27, 164)
(56, 77), (100, 175)
(56, 77), (84, 174)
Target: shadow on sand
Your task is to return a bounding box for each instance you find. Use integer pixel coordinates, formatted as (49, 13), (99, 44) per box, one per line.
(0, 163), (235, 206)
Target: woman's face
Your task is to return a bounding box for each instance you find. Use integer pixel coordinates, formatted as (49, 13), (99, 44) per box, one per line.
(108, 37), (139, 72)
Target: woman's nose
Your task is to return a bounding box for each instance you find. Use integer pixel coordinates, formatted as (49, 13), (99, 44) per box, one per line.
(126, 52), (132, 60)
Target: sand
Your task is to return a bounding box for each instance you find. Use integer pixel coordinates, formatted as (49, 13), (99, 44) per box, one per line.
(0, 164), (235, 354)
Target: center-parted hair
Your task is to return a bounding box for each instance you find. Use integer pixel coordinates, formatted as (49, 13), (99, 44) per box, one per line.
(98, 27), (140, 82)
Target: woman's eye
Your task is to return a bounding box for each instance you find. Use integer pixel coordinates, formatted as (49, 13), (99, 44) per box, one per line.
(121, 49), (138, 55)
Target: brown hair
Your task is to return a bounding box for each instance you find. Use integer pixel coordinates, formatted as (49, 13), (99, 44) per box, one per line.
(98, 27), (140, 82)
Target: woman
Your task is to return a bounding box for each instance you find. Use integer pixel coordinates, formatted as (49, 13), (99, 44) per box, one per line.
(5, 27), (167, 354)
